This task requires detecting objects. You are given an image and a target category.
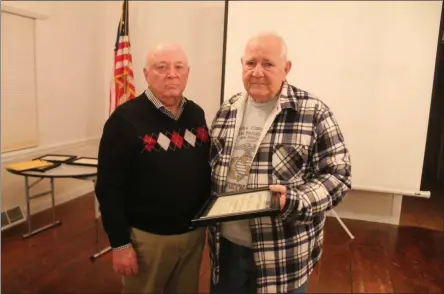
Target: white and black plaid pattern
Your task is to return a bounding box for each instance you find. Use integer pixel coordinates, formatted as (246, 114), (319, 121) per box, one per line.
(208, 81), (352, 293)
(144, 88), (186, 120)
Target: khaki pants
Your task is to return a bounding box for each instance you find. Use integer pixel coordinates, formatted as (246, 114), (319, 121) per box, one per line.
(122, 227), (205, 294)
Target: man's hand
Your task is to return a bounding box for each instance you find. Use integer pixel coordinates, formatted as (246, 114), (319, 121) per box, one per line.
(269, 185), (287, 210)
(112, 246), (138, 276)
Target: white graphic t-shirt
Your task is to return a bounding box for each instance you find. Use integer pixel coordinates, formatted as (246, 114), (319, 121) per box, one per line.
(221, 95), (278, 247)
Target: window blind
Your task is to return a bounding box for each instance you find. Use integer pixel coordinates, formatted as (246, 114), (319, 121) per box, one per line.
(1, 11), (39, 153)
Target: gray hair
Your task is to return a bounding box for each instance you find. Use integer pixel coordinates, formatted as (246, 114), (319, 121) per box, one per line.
(245, 31), (288, 62)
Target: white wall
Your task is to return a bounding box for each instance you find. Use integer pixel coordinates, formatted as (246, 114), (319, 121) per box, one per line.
(1, 1), (106, 149)
(134, 1), (225, 124)
(222, 1), (442, 225)
(1, 1), (106, 215)
(2, 0), (432, 227)
(102, 1), (225, 124)
(1, 1), (226, 220)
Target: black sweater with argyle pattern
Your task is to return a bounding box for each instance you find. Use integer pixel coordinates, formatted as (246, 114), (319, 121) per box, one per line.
(95, 94), (211, 248)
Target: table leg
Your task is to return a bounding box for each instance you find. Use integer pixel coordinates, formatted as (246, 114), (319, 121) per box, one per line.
(89, 179), (111, 261)
(50, 178), (56, 223)
(25, 176), (32, 234)
(22, 177), (62, 239)
(330, 209), (354, 240)
(89, 245), (112, 262)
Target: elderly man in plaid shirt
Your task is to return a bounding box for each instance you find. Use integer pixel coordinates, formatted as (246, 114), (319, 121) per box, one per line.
(208, 32), (352, 294)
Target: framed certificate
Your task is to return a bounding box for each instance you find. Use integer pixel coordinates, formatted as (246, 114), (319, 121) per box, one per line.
(190, 187), (281, 227)
(66, 157), (98, 167)
(33, 154), (77, 163)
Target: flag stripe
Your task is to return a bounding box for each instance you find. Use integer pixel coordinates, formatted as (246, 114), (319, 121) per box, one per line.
(115, 54), (133, 63)
(109, 0), (136, 116)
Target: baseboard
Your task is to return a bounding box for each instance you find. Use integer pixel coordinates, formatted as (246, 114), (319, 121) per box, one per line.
(1, 137), (100, 163)
(327, 210), (399, 225)
(29, 192), (400, 227)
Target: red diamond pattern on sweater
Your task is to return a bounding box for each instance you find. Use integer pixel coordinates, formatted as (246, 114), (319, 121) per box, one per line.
(196, 127), (209, 143)
(141, 126), (208, 153)
(143, 135), (156, 152)
(170, 131), (183, 149)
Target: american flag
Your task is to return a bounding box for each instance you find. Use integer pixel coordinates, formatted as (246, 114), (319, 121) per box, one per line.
(109, 0), (136, 115)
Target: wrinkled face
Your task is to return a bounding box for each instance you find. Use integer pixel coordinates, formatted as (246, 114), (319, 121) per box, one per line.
(241, 37), (291, 102)
(143, 46), (189, 105)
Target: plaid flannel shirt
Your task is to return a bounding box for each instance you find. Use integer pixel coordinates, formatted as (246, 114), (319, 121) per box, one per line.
(208, 81), (352, 293)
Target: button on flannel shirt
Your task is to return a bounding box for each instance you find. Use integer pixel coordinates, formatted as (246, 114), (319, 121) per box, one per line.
(208, 81), (352, 293)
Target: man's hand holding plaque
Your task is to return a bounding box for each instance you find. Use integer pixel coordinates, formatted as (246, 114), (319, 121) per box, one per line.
(268, 184), (287, 211)
(190, 186), (286, 227)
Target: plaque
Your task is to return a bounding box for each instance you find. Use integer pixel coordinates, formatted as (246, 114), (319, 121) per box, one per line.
(66, 157), (98, 167)
(190, 187), (281, 227)
(33, 154), (77, 163)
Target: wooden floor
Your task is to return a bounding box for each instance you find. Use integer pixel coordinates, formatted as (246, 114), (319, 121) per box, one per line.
(2, 180), (443, 293)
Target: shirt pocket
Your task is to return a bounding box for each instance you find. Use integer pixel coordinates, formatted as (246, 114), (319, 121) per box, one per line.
(272, 143), (309, 182)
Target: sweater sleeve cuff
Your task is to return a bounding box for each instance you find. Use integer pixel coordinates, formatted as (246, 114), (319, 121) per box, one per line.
(109, 233), (131, 248)
(112, 243), (132, 252)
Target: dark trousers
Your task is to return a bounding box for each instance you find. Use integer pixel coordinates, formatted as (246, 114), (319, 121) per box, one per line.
(210, 237), (308, 294)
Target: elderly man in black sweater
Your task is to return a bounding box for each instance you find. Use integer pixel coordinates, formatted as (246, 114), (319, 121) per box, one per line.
(95, 43), (211, 294)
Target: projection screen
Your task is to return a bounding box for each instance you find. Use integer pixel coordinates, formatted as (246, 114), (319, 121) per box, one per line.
(222, 1), (443, 193)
